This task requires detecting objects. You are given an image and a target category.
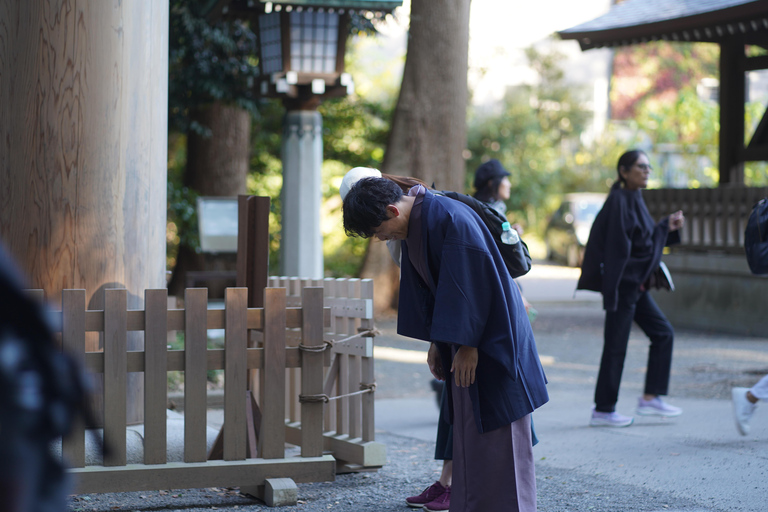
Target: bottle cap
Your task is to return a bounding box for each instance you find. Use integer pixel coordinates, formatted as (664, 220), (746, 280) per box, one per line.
(502, 222), (511, 231)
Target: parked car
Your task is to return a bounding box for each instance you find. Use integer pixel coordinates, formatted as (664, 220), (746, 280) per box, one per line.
(545, 192), (607, 267)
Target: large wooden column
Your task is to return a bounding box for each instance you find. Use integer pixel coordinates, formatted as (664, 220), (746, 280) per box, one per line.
(0, 1), (169, 423)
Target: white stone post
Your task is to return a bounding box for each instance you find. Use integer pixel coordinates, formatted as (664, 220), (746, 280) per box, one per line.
(280, 110), (324, 278)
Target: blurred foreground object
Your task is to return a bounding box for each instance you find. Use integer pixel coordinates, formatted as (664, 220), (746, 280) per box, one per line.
(0, 244), (90, 512)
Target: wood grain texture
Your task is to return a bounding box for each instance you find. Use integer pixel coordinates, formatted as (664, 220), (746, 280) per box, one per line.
(184, 288), (208, 463)
(259, 287), (286, 459)
(103, 289), (127, 467)
(144, 289), (168, 464)
(71, 456), (336, 494)
(300, 287), (325, 457)
(360, 279), (376, 442)
(0, 1), (167, 307)
(346, 279), (362, 439)
(224, 287), (248, 461)
(0, 0), (168, 426)
(62, 289), (86, 467)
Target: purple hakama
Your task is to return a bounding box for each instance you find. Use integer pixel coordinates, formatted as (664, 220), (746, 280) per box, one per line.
(451, 378), (536, 512)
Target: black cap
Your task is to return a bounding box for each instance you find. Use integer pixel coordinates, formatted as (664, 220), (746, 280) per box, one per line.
(473, 159), (510, 190)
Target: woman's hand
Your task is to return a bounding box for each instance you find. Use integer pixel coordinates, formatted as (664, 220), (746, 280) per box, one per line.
(669, 210), (685, 231)
(451, 346), (478, 388)
(428, 343), (444, 381)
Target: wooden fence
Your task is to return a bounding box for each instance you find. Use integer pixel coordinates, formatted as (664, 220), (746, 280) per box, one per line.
(40, 286), (337, 496)
(268, 277), (385, 472)
(644, 186), (768, 253)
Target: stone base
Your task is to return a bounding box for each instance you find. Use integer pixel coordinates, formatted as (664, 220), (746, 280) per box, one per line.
(651, 252), (768, 336)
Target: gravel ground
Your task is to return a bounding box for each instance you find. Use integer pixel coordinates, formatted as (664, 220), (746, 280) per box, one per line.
(69, 430), (715, 512)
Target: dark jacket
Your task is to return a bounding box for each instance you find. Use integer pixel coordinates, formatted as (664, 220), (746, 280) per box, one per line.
(396, 189), (549, 433)
(577, 183), (680, 311)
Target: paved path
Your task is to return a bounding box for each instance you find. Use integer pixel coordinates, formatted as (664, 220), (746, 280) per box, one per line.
(374, 262), (768, 511)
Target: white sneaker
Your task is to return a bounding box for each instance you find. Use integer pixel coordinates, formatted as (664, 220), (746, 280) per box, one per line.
(636, 396), (682, 417)
(590, 408), (634, 427)
(732, 387), (757, 436)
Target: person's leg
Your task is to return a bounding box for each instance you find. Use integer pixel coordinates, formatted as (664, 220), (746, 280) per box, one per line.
(438, 460), (452, 487)
(732, 382), (759, 436)
(633, 291), (674, 398)
(749, 374), (768, 401)
(594, 299), (636, 412)
(406, 388), (453, 508)
(434, 384), (453, 486)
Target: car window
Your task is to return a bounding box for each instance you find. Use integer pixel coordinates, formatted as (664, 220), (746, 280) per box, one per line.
(573, 200), (602, 223)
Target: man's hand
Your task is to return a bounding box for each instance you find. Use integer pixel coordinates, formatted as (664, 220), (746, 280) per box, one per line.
(428, 343), (444, 381)
(451, 346), (478, 388)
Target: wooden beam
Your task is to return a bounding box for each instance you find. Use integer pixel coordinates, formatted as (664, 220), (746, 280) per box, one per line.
(718, 39), (746, 185)
(70, 456), (336, 494)
(237, 196), (270, 309)
(745, 54), (768, 71)
(746, 104), (768, 150)
(741, 144), (768, 162)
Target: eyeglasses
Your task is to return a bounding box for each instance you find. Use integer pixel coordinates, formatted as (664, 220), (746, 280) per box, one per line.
(634, 163), (652, 171)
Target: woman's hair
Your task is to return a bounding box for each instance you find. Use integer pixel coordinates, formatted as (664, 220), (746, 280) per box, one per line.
(342, 177), (404, 238)
(381, 173), (430, 193)
(616, 149), (647, 186)
(474, 176), (505, 202)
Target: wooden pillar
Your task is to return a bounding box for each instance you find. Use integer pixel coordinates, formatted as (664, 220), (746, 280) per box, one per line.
(718, 39), (746, 186)
(0, 1), (169, 424)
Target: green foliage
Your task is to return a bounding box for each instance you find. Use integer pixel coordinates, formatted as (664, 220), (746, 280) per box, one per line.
(166, 132), (199, 269)
(466, 42), (597, 232)
(612, 42), (719, 119)
(168, 0), (261, 134)
(633, 86), (719, 187)
(319, 89), (391, 276)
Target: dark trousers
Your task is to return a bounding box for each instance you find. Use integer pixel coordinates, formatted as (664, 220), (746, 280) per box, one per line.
(594, 289), (674, 413)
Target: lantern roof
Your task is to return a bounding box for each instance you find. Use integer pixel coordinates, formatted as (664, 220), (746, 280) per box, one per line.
(203, 0), (402, 19)
(558, 0), (768, 50)
(264, 0), (402, 10)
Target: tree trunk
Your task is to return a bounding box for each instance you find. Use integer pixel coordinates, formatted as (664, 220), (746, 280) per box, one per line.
(167, 101), (251, 297)
(361, 0), (471, 314)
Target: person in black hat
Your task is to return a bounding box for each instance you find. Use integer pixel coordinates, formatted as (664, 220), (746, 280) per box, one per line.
(473, 159), (512, 216)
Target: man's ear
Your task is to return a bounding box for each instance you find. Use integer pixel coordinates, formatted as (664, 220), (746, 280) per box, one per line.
(386, 204), (400, 218)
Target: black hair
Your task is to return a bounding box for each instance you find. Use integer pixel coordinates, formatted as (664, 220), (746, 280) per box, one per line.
(342, 177), (404, 238)
(474, 176), (505, 202)
(616, 149), (647, 185)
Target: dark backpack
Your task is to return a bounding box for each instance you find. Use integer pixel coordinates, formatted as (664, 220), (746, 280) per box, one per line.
(0, 246), (91, 512)
(745, 197), (768, 275)
(438, 191), (532, 278)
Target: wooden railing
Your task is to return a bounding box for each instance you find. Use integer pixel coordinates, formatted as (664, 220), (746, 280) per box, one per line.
(269, 277), (384, 472)
(37, 286), (337, 497)
(644, 186), (768, 252)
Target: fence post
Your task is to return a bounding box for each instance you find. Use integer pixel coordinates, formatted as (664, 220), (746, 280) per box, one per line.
(224, 287), (248, 461)
(260, 287), (286, 459)
(184, 288), (208, 463)
(144, 289), (168, 464)
(62, 289), (86, 467)
(360, 279), (375, 442)
(104, 289), (127, 467)
(301, 287), (325, 457)
(346, 279), (362, 439)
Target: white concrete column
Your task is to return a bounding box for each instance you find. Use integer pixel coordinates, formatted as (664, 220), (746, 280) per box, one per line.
(280, 110), (324, 278)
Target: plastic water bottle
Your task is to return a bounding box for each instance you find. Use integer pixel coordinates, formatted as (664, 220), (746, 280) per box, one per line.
(501, 221), (520, 245)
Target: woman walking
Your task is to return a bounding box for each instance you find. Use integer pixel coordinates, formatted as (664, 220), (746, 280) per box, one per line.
(577, 150), (685, 427)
